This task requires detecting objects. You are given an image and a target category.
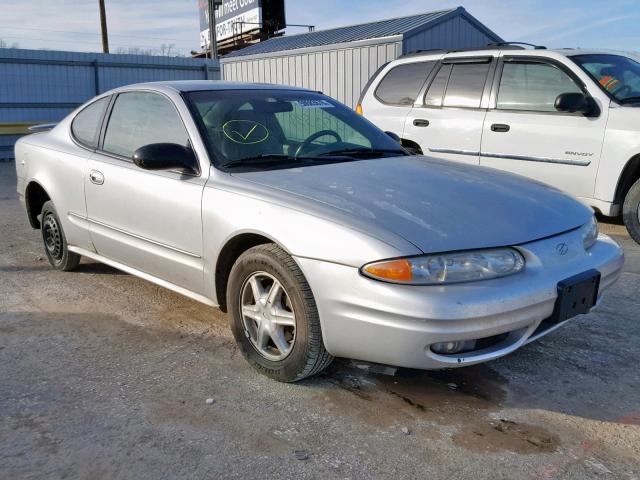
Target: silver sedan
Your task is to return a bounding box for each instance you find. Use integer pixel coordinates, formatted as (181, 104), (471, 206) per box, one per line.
(15, 81), (624, 382)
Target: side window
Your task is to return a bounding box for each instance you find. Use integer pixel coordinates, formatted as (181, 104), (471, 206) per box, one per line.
(442, 62), (491, 108)
(424, 65), (451, 107)
(374, 61), (436, 105)
(497, 62), (582, 112)
(424, 61), (491, 108)
(102, 92), (189, 158)
(71, 97), (110, 149)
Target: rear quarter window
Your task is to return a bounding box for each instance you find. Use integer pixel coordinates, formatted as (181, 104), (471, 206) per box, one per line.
(71, 96), (110, 149)
(374, 62), (436, 106)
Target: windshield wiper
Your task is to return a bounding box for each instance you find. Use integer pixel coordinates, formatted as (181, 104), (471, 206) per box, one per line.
(619, 96), (640, 104)
(317, 148), (406, 158)
(221, 153), (363, 169)
(221, 154), (297, 169)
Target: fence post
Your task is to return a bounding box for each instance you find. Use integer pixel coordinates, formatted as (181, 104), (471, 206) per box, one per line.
(93, 60), (100, 95)
(203, 60), (209, 80)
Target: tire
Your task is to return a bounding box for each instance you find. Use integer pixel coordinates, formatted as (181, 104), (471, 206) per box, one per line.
(623, 178), (640, 245)
(40, 200), (81, 271)
(227, 243), (333, 382)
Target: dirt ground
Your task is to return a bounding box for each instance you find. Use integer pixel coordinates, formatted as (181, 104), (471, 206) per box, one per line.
(1, 161), (639, 479)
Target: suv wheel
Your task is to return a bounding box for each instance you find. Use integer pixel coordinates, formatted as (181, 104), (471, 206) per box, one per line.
(41, 201), (81, 271)
(227, 244), (333, 382)
(623, 178), (640, 245)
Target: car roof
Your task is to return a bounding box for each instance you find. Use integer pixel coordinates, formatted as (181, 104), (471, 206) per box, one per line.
(109, 80), (313, 94)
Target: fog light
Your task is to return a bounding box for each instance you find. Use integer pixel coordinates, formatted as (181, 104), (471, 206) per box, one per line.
(431, 341), (465, 354)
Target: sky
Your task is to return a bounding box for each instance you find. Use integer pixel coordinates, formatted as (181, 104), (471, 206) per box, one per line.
(0, 0), (638, 56)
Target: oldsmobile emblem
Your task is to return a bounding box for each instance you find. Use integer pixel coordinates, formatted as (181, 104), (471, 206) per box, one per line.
(556, 243), (569, 256)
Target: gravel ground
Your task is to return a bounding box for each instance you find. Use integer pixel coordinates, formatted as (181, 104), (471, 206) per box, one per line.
(1, 161), (639, 479)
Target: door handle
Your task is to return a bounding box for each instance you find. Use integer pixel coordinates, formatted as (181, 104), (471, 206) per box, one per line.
(491, 123), (510, 133)
(89, 170), (104, 185)
(413, 119), (430, 127)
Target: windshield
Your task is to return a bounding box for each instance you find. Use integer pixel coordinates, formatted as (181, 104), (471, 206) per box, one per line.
(186, 89), (406, 170)
(571, 54), (640, 103)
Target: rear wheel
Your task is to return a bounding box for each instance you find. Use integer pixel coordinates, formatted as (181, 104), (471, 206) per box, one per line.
(623, 178), (640, 245)
(41, 201), (81, 271)
(227, 244), (333, 382)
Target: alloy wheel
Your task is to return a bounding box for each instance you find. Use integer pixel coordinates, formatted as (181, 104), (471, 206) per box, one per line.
(239, 272), (296, 361)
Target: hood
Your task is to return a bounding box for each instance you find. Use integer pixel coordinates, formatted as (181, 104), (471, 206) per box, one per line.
(234, 156), (593, 254)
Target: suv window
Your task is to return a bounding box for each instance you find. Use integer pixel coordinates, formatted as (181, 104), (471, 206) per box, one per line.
(424, 65), (451, 107)
(103, 91), (189, 158)
(71, 96), (110, 149)
(424, 61), (491, 108)
(497, 61), (582, 112)
(375, 62), (436, 105)
(443, 62), (491, 108)
(572, 54), (640, 103)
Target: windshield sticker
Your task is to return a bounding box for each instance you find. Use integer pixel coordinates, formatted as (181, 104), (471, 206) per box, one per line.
(599, 75), (620, 92)
(222, 120), (269, 145)
(296, 99), (335, 109)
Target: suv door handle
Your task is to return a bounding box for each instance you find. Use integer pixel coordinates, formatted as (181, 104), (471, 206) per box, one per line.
(413, 119), (430, 127)
(89, 170), (104, 185)
(491, 123), (510, 133)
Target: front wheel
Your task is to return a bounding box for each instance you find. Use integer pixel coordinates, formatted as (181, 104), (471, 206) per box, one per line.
(227, 244), (333, 382)
(623, 178), (640, 245)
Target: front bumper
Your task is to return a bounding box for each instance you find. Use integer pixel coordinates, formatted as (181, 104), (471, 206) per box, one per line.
(295, 229), (624, 370)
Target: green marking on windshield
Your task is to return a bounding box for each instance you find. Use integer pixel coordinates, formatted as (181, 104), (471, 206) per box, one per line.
(223, 120), (269, 145)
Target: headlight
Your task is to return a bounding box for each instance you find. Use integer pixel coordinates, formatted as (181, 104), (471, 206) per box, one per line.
(582, 216), (598, 250)
(361, 248), (525, 285)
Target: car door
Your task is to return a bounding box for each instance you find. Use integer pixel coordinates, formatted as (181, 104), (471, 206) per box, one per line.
(480, 56), (608, 199)
(403, 56), (495, 165)
(85, 90), (207, 294)
(56, 96), (111, 251)
(363, 60), (437, 137)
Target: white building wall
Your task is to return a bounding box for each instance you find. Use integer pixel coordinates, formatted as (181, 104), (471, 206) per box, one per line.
(222, 40), (403, 109)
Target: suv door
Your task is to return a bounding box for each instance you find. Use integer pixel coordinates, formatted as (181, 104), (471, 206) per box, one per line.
(403, 56), (495, 165)
(481, 56), (608, 199)
(364, 61), (437, 138)
(85, 91), (207, 294)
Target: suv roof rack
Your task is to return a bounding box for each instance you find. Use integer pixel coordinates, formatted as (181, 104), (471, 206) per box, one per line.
(488, 42), (547, 50)
(399, 42), (547, 59)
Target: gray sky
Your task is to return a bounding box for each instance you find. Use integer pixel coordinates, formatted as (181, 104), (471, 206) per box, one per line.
(0, 0), (638, 55)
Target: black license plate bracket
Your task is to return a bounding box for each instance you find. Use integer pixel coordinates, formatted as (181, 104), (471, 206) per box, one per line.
(550, 269), (601, 323)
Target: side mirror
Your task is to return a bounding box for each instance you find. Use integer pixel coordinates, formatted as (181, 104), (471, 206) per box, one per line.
(385, 131), (401, 144)
(555, 93), (596, 115)
(132, 143), (198, 173)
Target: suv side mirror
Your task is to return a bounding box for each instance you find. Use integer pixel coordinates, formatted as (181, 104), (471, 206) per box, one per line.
(555, 92), (596, 115)
(132, 143), (198, 174)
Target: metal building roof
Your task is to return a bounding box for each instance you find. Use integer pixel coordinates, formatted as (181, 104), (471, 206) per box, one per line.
(224, 6), (500, 59)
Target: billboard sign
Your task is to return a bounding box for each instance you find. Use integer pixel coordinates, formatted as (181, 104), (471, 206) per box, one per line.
(199, 0), (263, 48)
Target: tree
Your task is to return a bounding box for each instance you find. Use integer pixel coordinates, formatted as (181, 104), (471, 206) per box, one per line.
(0, 38), (19, 48)
(114, 44), (183, 57)
(158, 44), (176, 57)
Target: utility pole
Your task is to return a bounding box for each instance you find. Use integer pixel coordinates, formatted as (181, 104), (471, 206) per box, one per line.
(208, 0), (221, 60)
(98, 0), (109, 53)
